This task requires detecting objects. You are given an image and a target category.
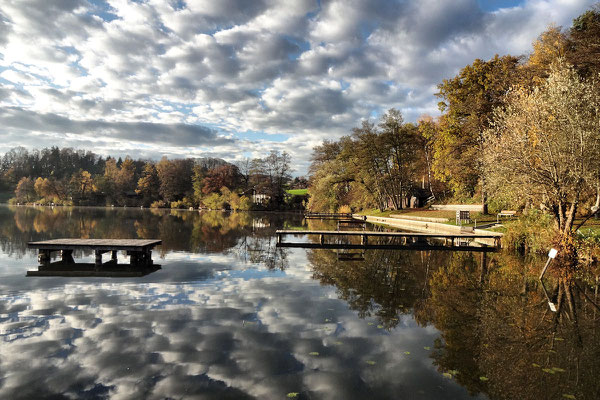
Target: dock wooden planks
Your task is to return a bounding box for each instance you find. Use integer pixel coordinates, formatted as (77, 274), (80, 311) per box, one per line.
(275, 230), (501, 248)
(28, 238), (162, 251)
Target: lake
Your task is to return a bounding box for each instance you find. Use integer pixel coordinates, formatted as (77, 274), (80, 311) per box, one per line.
(0, 205), (598, 399)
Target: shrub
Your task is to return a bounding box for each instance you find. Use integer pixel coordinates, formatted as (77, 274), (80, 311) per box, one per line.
(502, 209), (555, 253)
(150, 200), (166, 208)
(202, 193), (225, 210)
(338, 204), (352, 214)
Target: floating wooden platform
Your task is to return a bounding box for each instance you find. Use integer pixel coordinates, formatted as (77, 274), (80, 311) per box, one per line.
(275, 230), (501, 248)
(28, 238), (162, 268)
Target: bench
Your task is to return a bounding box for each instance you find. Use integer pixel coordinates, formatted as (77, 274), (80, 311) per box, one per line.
(497, 210), (517, 223)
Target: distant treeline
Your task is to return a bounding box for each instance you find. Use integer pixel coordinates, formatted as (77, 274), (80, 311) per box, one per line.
(0, 146), (308, 210)
(308, 7), (600, 239)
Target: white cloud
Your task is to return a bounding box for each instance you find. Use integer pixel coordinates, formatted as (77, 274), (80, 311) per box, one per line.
(0, 0), (596, 174)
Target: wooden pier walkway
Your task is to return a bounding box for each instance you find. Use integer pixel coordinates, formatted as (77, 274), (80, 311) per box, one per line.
(304, 213), (356, 220)
(275, 230), (501, 248)
(28, 238), (162, 268)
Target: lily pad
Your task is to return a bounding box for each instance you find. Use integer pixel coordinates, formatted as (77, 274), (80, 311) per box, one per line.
(424, 346), (431, 351)
(309, 352), (320, 356)
(404, 351), (411, 355)
(366, 360), (376, 365)
(287, 393), (299, 398)
(479, 376), (489, 382)
(368, 322), (374, 326)
(377, 325), (384, 329)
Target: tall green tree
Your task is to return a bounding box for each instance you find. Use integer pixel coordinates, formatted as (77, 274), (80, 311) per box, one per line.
(435, 55), (522, 213)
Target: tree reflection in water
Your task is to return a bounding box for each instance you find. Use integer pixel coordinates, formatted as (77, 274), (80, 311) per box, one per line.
(308, 247), (600, 400)
(2, 206), (295, 269)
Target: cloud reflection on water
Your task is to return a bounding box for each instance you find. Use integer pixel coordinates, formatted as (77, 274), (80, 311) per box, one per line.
(0, 252), (474, 400)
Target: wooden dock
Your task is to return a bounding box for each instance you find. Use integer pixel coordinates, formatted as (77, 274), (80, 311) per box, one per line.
(304, 213), (355, 220)
(275, 230), (501, 248)
(28, 239), (162, 268)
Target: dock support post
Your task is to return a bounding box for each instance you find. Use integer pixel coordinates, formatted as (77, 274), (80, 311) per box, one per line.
(320, 234), (325, 244)
(95, 250), (102, 267)
(61, 250), (74, 263)
(361, 234), (367, 245)
(38, 250), (51, 266)
(111, 250), (118, 261)
(277, 233), (282, 244)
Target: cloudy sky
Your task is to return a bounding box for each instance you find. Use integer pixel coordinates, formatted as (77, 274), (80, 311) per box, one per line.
(0, 0), (596, 174)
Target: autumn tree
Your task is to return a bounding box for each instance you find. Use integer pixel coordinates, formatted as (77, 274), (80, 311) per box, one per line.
(526, 25), (568, 81)
(15, 177), (35, 203)
(34, 177), (51, 199)
(435, 55), (522, 213)
(202, 164), (242, 194)
(156, 157), (193, 202)
(417, 116), (441, 200)
(136, 162), (160, 206)
(116, 158), (135, 195)
(70, 170), (95, 201)
(566, 7), (600, 78)
(483, 62), (600, 241)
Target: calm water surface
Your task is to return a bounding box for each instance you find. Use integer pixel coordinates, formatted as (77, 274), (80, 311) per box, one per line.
(0, 205), (598, 399)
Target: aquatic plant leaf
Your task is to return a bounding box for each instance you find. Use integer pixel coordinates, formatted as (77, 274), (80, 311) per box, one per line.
(424, 346), (431, 350)
(287, 393), (299, 398)
(443, 372), (452, 378)
(562, 395), (576, 399)
(404, 351), (411, 355)
(532, 363), (541, 368)
(368, 322), (374, 326)
(479, 376), (489, 381)
(552, 367), (566, 373)
(366, 360), (376, 365)
(309, 352), (319, 356)
(542, 368), (555, 374)
(377, 325), (384, 329)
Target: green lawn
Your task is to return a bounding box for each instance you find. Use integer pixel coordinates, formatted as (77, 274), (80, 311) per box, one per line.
(286, 189), (308, 196)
